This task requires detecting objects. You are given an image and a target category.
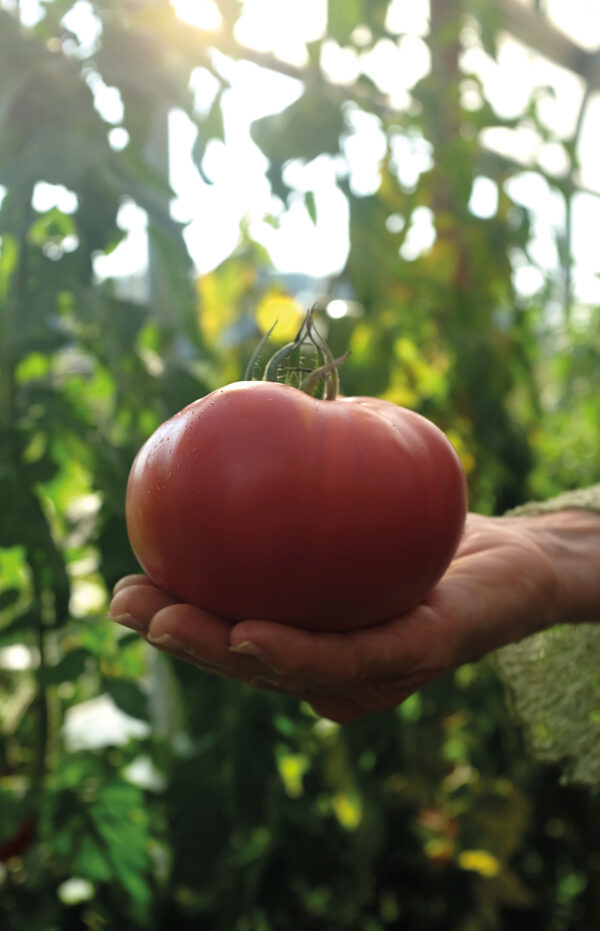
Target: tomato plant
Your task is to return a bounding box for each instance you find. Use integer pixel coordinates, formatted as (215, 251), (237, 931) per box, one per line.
(126, 314), (467, 631)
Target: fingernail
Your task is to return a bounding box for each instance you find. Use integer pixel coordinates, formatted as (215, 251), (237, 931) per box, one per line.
(109, 613), (146, 633)
(229, 641), (282, 673)
(229, 640), (265, 660)
(146, 632), (193, 655)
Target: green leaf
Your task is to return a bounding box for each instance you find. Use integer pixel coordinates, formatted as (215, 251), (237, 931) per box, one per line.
(251, 92), (346, 202)
(146, 219), (202, 345)
(0, 233), (18, 300)
(0, 587), (20, 610)
(0, 128), (103, 190)
(0, 545), (27, 588)
(191, 90), (225, 184)
(88, 781), (152, 911)
(328, 0), (390, 44)
(0, 606), (39, 645)
(328, 0), (364, 44)
(103, 678), (149, 721)
(304, 190), (317, 224)
(26, 454), (60, 486)
(74, 833), (114, 883)
(44, 649), (91, 686)
(28, 208), (77, 249)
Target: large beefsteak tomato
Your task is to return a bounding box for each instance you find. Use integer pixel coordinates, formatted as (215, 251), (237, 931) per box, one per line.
(126, 381), (467, 631)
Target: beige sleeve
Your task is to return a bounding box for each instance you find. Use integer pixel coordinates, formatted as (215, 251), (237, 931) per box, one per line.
(495, 483), (600, 787)
(506, 483), (600, 518)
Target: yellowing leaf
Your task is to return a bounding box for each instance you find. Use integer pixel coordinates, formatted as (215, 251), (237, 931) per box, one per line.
(379, 384), (419, 408)
(255, 293), (304, 342)
(348, 322), (373, 362)
(424, 837), (455, 863)
(393, 337), (419, 364)
(458, 849), (502, 878)
(276, 752), (309, 798)
(445, 430), (476, 474)
(197, 261), (257, 345)
(197, 273), (236, 345)
(332, 792), (362, 830)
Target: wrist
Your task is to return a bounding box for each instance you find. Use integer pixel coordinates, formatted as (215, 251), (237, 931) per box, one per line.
(519, 509), (600, 628)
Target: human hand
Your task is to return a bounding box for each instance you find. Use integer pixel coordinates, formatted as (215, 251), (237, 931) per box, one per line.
(108, 512), (578, 723)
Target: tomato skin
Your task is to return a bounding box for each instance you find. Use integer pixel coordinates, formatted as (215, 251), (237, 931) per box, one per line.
(126, 381), (467, 631)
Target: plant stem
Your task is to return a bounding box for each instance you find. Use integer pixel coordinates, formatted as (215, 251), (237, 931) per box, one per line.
(3, 185), (50, 800)
(31, 556), (49, 799)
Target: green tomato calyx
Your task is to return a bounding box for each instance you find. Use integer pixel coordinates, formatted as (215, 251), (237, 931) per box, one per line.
(245, 305), (350, 401)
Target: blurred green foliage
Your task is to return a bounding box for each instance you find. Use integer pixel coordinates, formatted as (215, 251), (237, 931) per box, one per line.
(1, 0), (599, 929)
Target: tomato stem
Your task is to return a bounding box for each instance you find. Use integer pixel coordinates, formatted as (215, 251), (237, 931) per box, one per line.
(251, 305), (349, 399)
(263, 321), (308, 382)
(301, 351), (351, 398)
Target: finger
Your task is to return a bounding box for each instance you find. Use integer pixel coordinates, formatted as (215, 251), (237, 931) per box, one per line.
(144, 636), (232, 678)
(228, 606), (441, 686)
(112, 574), (156, 595)
(108, 583), (178, 632)
(146, 636), (284, 690)
(147, 604), (268, 679)
(228, 620), (365, 685)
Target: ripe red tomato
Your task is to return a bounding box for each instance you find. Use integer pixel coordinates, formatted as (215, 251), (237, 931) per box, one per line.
(126, 381), (467, 631)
